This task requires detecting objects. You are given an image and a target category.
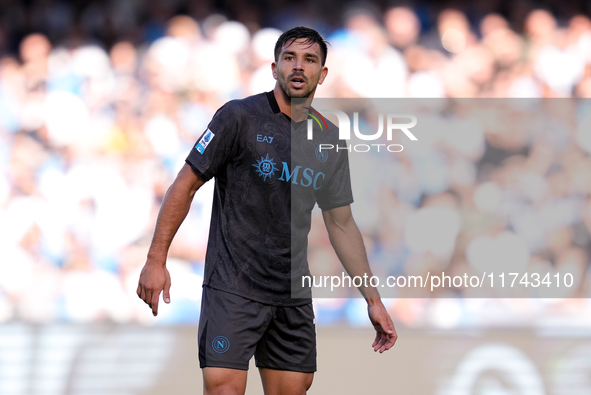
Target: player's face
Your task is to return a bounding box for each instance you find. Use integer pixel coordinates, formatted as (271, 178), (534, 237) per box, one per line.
(272, 39), (328, 99)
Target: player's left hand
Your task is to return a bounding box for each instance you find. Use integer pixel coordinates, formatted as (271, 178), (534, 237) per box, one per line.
(368, 301), (397, 353)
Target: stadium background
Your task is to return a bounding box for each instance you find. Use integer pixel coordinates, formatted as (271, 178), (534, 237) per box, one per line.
(1, 0), (591, 393)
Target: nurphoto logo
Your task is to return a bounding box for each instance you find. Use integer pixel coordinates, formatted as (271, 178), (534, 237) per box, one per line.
(306, 109), (418, 153)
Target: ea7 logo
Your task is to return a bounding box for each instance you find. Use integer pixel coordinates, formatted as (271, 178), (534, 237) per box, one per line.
(306, 110), (417, 141)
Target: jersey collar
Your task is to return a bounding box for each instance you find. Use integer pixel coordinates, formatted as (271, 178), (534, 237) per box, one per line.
(265, 91), (281, 114)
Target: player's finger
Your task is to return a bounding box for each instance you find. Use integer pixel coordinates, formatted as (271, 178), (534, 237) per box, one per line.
(381, 335), (397, 353)
(136, 284), (141, 298)
(379, 335), (394, 353)
(372, 331), (381, 348)
(375, 339), (385, 352)
(373, 333), (385, 352)
(381, 318), (398, 351)
(378, 328), (398, 353)
(151, 290), (160, 316)
(146, 289), (153, 308)
(378, 336), (389, 353)
(140, 286), (147, 304)
(376, 314), (394, 335)
(163, 276), (171, 304)
(385, 316), (395, 334)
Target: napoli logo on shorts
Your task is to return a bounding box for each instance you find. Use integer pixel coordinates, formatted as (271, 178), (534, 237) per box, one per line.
(212, 336), (230, 353)
(315, 145), (328, 162)
(253, 154), (279, 181)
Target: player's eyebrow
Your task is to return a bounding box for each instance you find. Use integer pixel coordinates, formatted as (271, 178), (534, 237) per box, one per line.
(282, 50), (319, 60)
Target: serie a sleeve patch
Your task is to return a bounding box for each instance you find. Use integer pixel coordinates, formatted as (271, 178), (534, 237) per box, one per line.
(195, 129), (215, 154)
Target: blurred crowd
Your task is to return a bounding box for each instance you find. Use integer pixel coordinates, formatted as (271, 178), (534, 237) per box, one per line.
(1, 0), (591, 326)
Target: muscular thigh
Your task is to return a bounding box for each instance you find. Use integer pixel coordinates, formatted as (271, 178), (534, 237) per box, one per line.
(259, 368), (314, 395)
(203, 367), (247, 395)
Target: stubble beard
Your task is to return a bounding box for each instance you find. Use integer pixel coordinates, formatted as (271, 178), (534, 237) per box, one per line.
(278, 74), (319, 99)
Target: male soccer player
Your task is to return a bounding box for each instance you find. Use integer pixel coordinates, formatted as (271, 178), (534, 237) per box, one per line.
(137, 26), (397, 395)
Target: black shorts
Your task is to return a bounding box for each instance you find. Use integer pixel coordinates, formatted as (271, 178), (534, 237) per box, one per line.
(198, 286), (316, 373)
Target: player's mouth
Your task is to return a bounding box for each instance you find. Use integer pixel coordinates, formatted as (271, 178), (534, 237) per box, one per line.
(290, 76), (306, 89)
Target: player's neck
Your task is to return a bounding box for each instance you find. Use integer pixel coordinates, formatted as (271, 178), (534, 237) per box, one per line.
(273, 86), (313, 122)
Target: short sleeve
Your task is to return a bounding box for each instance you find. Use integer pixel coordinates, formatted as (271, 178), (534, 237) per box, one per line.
(186, 101), (241, 181)
(316, 145), (354, 210)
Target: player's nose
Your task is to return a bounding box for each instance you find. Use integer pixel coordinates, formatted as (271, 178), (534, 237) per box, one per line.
(293, 57), (304, 71)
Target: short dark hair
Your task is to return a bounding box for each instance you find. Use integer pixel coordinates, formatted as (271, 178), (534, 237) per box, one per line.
(274, 26), (329, 66)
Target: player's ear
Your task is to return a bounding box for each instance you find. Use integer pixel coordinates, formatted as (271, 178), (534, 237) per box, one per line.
(318, 66), (328, 85)
(271, 62), (278, 80)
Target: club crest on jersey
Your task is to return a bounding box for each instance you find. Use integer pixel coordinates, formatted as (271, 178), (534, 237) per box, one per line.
(315, 145), (328, 162)
(195, 129), (215, 154)
(253, 154), (279, 181)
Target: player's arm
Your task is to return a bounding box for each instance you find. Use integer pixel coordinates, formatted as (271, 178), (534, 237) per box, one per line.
(137, 163), (206, 316)
(322, 205), (397, 353)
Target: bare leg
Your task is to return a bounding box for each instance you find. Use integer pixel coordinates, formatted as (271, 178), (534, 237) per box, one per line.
(203, 367), (248, 395)
(259, 368), (314, 395)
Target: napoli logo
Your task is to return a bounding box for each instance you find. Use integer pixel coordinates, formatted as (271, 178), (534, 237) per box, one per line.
(212, 336), (230, 353)
(315, 145), (328, 162)
(253, 154), (279, 181)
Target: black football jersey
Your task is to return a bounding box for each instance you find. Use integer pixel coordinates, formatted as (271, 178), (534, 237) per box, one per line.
(186, 91), (353, 306)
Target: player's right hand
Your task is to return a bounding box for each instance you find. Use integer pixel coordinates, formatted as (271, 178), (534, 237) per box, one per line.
(368, 301), (398, 353)
(137, 261), (171, 316)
